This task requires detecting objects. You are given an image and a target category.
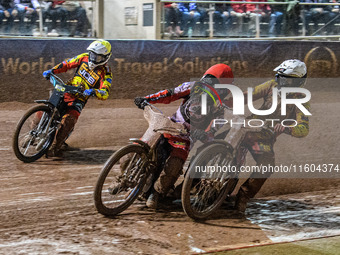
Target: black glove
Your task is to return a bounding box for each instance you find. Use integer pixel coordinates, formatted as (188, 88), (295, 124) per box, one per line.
(191, 129), (208, 142)
(134, 97), (148, 109)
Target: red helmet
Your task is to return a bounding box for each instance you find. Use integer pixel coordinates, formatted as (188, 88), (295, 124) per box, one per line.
(202, 64), (234, 85)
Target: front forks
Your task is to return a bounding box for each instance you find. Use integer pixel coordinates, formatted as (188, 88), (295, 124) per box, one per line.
(35, 108), (59, 151)
(120, 154), (153, 189)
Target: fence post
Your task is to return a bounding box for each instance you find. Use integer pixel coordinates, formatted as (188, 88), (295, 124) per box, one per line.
(301, 6), (306, 36)
(209, 3), (214, 39)
(255, 4), (260, 38)
(38, 0), (43, 36)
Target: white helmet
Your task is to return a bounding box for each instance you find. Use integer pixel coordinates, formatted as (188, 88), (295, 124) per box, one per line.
(87, 39), (112, 70)
(274, 59), (307, 88)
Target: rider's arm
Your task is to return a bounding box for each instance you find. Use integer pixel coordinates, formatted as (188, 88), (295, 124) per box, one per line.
(224, 80), (275, 107)
(144, 82), (191, 104)
(249, 80), (275, 101)
(95, 66), (112, 100)
(51, 53), (87, 74)
(288, 102), (310, 138)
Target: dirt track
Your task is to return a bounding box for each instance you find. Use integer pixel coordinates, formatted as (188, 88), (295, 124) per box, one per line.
(0, 97), (339, 254)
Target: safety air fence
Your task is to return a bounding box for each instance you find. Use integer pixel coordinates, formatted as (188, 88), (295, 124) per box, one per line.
(0, 39), (339, 103)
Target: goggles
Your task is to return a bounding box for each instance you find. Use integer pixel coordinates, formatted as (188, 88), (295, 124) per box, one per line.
(89, 51), (108, 64)
(275, 74), (297, 88)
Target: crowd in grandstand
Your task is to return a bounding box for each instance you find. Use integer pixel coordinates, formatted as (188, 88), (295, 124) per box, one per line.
(0, 0), (90, 37)
(164, 0), (340, 37)
(1, 0), (339, 37)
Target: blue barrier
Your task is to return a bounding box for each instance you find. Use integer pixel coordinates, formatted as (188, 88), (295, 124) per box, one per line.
(0, 39), (339, 102)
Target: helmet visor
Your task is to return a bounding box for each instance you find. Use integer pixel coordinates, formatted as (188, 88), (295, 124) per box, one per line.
(89, 51), (108, 65)
(275, 74), (305, 88)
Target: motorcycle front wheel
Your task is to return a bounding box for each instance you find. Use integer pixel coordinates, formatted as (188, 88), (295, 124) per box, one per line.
(94, 144), (149, 216)
(182, 143), (238, 220)
(13, 104), (56, 163)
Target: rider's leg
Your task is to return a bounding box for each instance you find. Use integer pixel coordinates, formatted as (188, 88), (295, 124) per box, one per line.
(234, 136), (275, 214)
(48, 109), (79, 157)
(146, 156), (185, 209)
(31, 111), (44, 129)
(146, 139), (189, 209)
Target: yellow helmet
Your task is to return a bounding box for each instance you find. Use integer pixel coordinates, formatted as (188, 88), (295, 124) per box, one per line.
(87, 39), (112, 70)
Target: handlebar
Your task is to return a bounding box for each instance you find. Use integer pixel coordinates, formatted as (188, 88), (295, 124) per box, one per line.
(220, 102), (232, 110)
(49, 73), (65, 86)
(144, 102), (164, 115)
(49, 73), (84, 95)
(153, 127), (188, 136)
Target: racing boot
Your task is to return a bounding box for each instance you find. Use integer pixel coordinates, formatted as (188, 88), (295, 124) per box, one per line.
(148, 157), (184, 209)
(234, 191), (249, 215)
(146, 191), (160, 209)
(60, 141), (79, 152)
(47, 114), (77, 157)
(234, 178), (268, 215)
(108, 184), (123, 195)
(47, 144), (63, 157)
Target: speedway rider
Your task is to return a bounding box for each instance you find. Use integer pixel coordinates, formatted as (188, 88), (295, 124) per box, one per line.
(42, 39), (113, 157)
(134, 64), (234, 209)
(230, 59), (310, 215)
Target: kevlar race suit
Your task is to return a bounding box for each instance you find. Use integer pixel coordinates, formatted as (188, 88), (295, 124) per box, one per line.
(48, 53), (112, 155)
(143, 81), (222, 196)
(235, 79), (310, 211)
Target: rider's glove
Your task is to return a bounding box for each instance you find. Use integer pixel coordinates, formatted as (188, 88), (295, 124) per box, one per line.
(96, 90), (106, 96)
(43, 69), (52, 79)
(134, 97), (148, 109)
(273, 123), (286, 135)
(83, 89), (95, 97)
(191, 129), (208, 142)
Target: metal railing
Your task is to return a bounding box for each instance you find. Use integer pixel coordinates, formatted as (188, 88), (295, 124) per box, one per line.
(0, 0), (96, 38)
(161, 0), (340, 39)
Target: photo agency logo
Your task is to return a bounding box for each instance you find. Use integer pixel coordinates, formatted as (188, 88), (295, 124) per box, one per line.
(200, 84), (312, 128)
(189, 82), (314, 179)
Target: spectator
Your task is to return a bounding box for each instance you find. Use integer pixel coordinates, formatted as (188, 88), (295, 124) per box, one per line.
(326, 0), (340, 35)
(267, 0), (285, 36)
(178, 0), (201, 37)
(231, 0), (271, 36)
(302, 0), (334, 35)
(0, 0), (18, 34)
(214, 1), (235, 36)
(196, 2), (209, 36)
(15, 0), (40, 35)
(0, 6), (3, 30)
(283, 0), (300, 36)
(63, 1), (87, 37)
(164, 2), (183, 37)
(42, 0), (67, 36)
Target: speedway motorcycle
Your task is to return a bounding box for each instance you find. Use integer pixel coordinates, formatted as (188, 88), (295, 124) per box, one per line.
(12, 74), (82, 163)
(181, 105), (274, 220)
(94, 102), (188, 216)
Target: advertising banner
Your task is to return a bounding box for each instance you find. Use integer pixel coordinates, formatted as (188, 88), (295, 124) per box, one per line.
(0, 39), (339, 102)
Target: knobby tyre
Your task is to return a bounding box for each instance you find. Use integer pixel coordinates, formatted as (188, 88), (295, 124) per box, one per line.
(12, 104), (55, 163)
(94, 144), (149, 216)
(182, 143), (237, 220)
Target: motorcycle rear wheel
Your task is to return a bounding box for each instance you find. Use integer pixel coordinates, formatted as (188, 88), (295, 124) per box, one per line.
(182, 143), (237, 220)
(94, 144), (149, 216)
(13, 104), (56, 163)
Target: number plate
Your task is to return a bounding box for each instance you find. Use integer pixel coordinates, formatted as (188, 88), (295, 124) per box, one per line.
(55, 85), (65, 92)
